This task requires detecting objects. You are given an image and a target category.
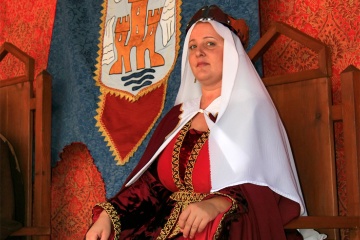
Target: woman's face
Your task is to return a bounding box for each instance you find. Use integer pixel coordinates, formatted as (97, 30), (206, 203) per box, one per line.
(188, 22), (224, 88)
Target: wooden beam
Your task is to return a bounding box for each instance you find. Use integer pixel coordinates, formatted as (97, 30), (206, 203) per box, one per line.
(285, 216), (360, 229)
(10, 227), (51, 236)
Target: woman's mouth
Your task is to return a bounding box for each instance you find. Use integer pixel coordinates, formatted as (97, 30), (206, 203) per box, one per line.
(197, 62), (208, 67)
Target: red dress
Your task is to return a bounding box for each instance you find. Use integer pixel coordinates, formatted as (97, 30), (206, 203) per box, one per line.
(91, 105), (303, 240)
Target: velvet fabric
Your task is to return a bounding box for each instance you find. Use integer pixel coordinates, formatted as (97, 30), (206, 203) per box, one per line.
(91, 105), (303, 239)
(157, 129), (211, 193)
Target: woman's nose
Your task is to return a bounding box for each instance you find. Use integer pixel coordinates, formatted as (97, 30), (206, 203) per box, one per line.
(195, 46), (205, 57)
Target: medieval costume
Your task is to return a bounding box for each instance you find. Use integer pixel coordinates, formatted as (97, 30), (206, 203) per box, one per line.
(91, 5), (305, 240)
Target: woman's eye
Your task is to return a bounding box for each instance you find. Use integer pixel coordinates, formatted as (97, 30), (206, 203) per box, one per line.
(206, 41), (216, 47)
(189, 44), (196, 50)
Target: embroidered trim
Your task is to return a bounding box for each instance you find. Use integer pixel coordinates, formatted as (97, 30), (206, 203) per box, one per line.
(171, 120), (192, 191)
(171, 120), (210, 191)
(156, 191), (209, 240)
(184, 130), (210, 191)
(210, 192), (238, 240)
(95, 202), (121, 240)
(156, 201), (183, 240)
(170, 191), (209, 203)
(158, 121), (210, 239)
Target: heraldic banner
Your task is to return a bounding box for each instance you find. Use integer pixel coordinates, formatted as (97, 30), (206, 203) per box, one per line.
(95, 0), (181, 165)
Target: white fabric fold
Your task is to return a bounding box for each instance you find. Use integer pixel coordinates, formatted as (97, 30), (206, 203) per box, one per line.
(299, 229), (327, 240)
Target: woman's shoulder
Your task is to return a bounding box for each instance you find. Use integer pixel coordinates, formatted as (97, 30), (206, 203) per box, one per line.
(161, 98), (199, 125)
(159, 104), (181, 122)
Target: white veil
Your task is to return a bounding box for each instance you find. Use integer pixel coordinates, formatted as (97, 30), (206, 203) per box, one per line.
(127, 20), (306, 216)
(176, 20), (306, 215)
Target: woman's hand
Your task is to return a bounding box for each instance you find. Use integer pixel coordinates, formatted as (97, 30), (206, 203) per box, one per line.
(85, 210), (112, 240)
(177, 196), (231, 239)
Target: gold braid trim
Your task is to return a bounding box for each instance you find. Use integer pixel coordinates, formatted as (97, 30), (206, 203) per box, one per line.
(156, 191), (209, 240)
(170, 191), (209, 204)
(209, 192), (238, 240)
(184, 130), (210, 191)
(171, 120), (192, 191)
(158, 120), (210, 239)
(171, 120), (210, 192)
(156, 201), (182, 240)
(96, 202), (121, 240)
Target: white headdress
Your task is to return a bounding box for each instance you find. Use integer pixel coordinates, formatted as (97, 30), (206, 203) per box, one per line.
(127, 20), (305, 215)
(177, 20), (305, 214)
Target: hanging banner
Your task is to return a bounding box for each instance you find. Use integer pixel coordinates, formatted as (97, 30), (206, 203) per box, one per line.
(95, 0), (181, 165)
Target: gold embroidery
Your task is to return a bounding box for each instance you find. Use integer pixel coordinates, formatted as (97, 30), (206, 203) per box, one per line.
(170, 191), (209, 203)
(171, 120), (191, 191)
(211, 192), (238, 240)
(157, 121), (210, 239)
(157, 192), (209, 240)
(157, 201), (183, 239)
(96, 202), (121, 240)
(184, 130), (210, 191)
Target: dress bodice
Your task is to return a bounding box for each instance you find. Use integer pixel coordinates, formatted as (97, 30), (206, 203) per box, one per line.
(157, 126), (211, 193)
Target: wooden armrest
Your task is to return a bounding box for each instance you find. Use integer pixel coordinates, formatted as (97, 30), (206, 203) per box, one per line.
(9, 227), (51, 236)
(0, 219), (22, 237)
(285, 216), (360, 229)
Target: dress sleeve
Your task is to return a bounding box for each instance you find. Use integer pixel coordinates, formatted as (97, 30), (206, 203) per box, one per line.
(204, 185), (248, 216)
(201, 185), (249, 239)
(90, 106), (182, 240)
(91, 163), (172, 240)
(204, 184), (302, 240)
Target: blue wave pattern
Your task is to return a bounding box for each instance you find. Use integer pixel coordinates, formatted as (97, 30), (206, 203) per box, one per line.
(122, 69), (156, 91)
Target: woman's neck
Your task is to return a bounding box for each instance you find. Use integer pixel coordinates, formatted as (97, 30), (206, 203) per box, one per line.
(200, 87), (221, 109)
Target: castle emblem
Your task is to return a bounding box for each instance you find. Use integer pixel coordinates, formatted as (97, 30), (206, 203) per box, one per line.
(98, 0), (177, 100)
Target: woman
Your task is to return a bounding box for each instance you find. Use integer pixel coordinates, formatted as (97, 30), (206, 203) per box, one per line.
(86, 5), (305, 240)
